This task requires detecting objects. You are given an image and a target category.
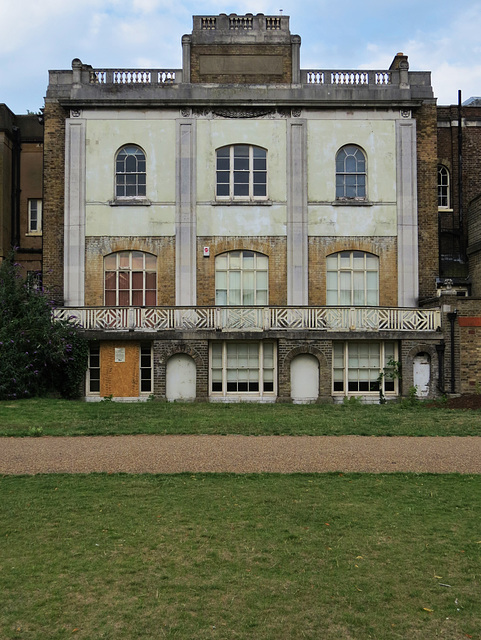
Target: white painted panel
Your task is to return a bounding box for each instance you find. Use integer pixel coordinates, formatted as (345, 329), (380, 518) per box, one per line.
(196, 119), (287, 203)
(413, 354), (431, 398)
(197, 204), (287, 236)
(307, 119), (397, 204)
(291, 354), (319, 403)
(166, 354), (196, 401)
(308, 203), (397, 237)
(86, 204), (175, 236)
(85, 119), (177, 203)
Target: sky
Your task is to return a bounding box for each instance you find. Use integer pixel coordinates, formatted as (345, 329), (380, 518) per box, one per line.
(2, 0), (481, 113)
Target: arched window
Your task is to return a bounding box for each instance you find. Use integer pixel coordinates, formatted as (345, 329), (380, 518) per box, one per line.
(335, 145), (367, 200)
(104, 251), (156, 306)
(215, 250), (268, 305)
(115, 145), (146, 198)
(438, 165), (450, 209)
(326, 251), (379, 306)
(216, 145), (267, 200)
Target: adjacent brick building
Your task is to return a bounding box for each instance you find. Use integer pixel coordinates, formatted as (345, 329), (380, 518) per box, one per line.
(0, 105), (43, 279)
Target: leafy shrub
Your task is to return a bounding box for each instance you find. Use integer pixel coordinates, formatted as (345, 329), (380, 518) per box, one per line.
(0, 253), (88, 400)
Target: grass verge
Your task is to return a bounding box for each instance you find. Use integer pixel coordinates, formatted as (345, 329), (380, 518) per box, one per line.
(0, 398), (480, 437)
(1, 473), (480, 639)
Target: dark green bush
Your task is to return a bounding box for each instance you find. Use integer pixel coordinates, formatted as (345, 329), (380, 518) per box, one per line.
(0, 254), (88, 399)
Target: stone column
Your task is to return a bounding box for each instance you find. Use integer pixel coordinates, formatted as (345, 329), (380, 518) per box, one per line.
(64, 115), (86, 307)
(176, 119), (197, 305)
(396, 118), (419, 307)
(287, 119), (308, 305)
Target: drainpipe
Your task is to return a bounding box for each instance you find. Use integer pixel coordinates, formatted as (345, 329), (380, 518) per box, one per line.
(11, 125), (21, 250)
(457, 90), (464, 258)
(435, 341), (446, 393)
(447, 310), (458, 393)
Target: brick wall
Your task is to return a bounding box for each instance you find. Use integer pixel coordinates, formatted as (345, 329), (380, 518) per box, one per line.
(468, 194), (481, 295)
(190, 44), (292, 84)
(196, 236), (287, 306)
(42, 100), (67, 303)
(414, 102), (438, 299)
(277, 338), (332, 401)
(85, 236), (176, 306)
(308, 236), (398, 306)
(153, 339), (209, 399)
(446, 297), (481, 393)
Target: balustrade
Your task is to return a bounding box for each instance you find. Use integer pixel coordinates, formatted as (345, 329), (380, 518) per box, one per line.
(87, 66), (395, 88)
(54, 306), (441, 333)
(304, 70), (392, 86)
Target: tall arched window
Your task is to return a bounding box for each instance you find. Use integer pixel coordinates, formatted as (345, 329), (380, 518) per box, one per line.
(216, 145), (267, 200)
(104, 251), (156, 306)
(438, 165), (450, 209)
(215, 251), (268, 305)
(335, 145), (367, 200)
(326, 251), (379, 306)
(115, 145), (146, 198)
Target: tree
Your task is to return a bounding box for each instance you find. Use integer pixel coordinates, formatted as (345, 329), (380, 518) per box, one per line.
(0, 254), (88, 399)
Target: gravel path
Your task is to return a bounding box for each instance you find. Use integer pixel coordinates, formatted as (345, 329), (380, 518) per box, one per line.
(1, 435), (481, 475)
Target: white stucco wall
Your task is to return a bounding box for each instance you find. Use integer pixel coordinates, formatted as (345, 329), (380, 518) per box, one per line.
(196, 119), (288, 236)
(307, 118), (397, 237)
(80, 111), (400, 239)
(84, 117), (176, 236)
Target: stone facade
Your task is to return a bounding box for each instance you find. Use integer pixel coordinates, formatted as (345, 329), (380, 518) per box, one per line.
(44, 14), (445, 403)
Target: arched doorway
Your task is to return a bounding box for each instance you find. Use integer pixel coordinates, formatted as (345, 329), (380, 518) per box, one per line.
(413, 353), (431, 398)
(290, 354), (319, 403)
(166, 354), (196, 401)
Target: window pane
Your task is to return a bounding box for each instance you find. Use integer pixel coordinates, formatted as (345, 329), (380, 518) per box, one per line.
(217, 183), (230, 197)
(217, 158), (230, 171)
(143, 254), (153, 270)
(119, 291), (129, 306)
(145, 290), (156, 306)
(132, 290), (143, 306)
(253, 184), (266, 197)
(105, 290), (116, 306)
(119, 252), (130, 267)
(132, 272), (143, 289)
(234, 145), (249, 157)
(119, 272), (129, 289)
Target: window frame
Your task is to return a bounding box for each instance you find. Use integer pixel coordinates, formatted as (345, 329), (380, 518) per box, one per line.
(326, 250), (379, 306)
(215, 250), (268, 306)
(335, 145), (367, 201)
(140, 342), (153, 395)
(437, 165), (451, 209)
(87, 344), (101, 396)
(104, 251), (157, 307)
(114, 145), (147, 200)
(216, 144), (267, 202)
(210, 341), (276, 398)
(27, 198), (42, 235)
(332, 341), (398, 397)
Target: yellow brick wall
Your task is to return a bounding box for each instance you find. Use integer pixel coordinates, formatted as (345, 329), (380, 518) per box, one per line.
(196, 236), (287, 306)
(85, 237), (175, 306)
(308, 236), (398, 306)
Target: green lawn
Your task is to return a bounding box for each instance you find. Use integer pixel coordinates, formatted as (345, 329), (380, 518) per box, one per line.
(0, 398), (480, 437)
(1, 473), (480, 640)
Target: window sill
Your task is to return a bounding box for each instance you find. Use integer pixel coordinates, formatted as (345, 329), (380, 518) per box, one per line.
(109, 198), (151, 206)
(212, 200), (272, 206)
(25, 232), (42, 237)
(332, 199), (372, 206)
